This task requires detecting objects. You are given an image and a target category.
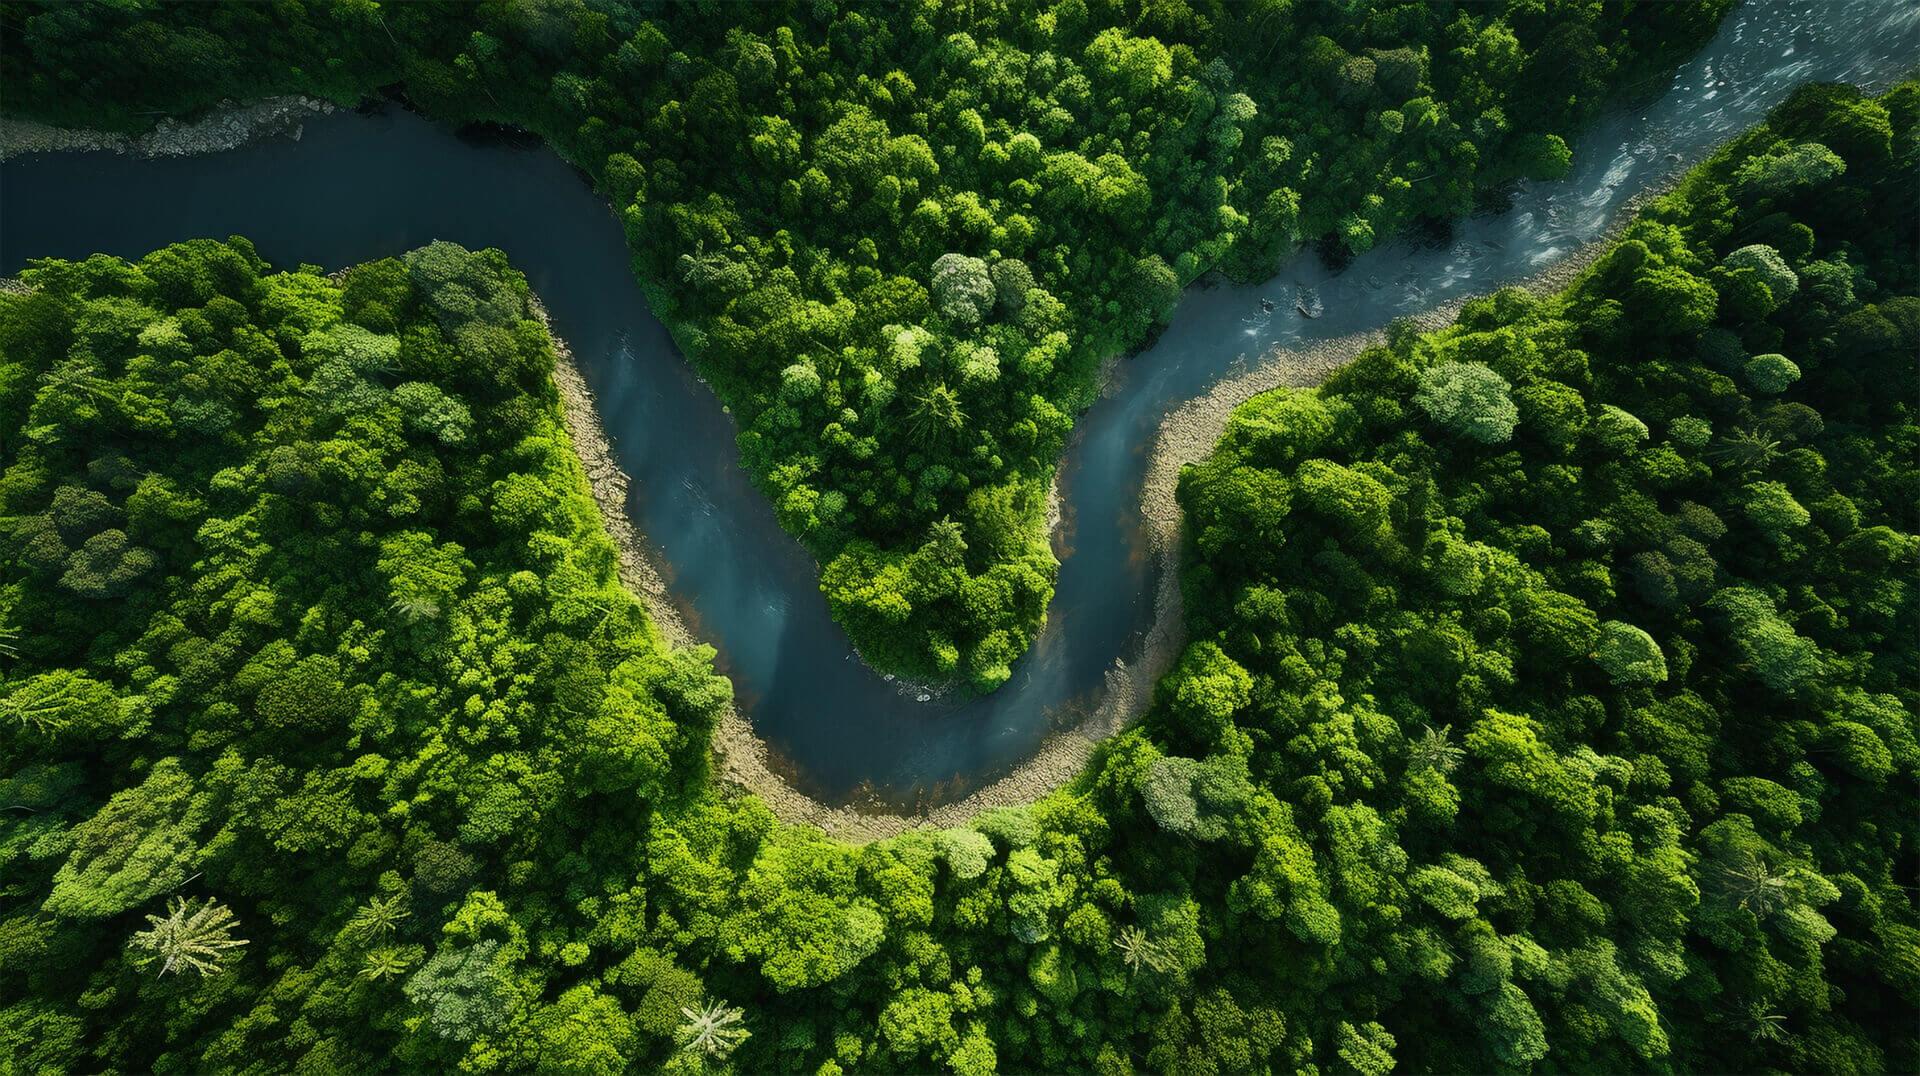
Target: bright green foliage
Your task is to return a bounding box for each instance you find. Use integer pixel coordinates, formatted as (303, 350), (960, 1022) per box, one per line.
(1, 670), (131, 740)
(1735, 140), (1845, 198)
(933, 827), (995, 881)
(676, 999), (749, 1061)
(42, 759), (204, 919)
(1, 240), (732, 1072)
(1117, 81), (1919, 1074)
(1742, 480), (1811, 540)
(1593, 621), (1668, 685)
(531, 984), (636, 1076)
(1744, 351), (1801, 393)
(1592, 404), (1650, 454)
(0, 0), (1732, 688)
(1336, 1020), (1399, 1076)
(1414, 361), (1518, 443)
(4, 30), (1915, 1076)
(127, 896), (249, 978)
(1724, 244), (1799, 302)
(1712, 586), (1822, 694)
(1668, 414), (1713, 449)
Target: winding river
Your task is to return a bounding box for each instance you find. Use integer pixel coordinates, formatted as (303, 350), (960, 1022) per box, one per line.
(3, 0), (1914, 809)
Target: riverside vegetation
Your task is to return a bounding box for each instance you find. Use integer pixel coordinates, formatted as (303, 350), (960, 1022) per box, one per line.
(2, 67), (1914, 1073)
(0, 0), (1732, 689)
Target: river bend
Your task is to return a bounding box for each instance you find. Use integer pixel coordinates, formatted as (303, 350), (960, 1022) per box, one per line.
(3, 0), (1913, 806)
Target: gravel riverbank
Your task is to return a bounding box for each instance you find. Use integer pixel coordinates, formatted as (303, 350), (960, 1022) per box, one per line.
(1126, 186), (1673, 751)
(542, 298), (1032, 840)
(660, 180), (1666, 843)
(0, 96), (336, 160)
(6, 97), (1675, 842)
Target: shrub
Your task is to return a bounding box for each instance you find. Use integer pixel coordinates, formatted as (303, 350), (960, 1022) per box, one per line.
(1744, 353), (1800, 394)
(1414, 362), (1517, 444)
(1593, 621), (1668, 685)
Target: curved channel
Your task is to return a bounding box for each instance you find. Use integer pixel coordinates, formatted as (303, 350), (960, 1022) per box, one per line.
(3, 0), (1913, 808)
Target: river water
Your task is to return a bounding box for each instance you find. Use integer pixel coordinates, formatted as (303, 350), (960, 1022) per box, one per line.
(3, 0), (1913, 806)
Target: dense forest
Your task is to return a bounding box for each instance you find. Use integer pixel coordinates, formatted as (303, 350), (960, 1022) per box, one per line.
(0, 0), (1732, 687)
(0, 240), (735, 1071)
(4, 68), (1914, 1073)
(1144, 79), (1919, 1072)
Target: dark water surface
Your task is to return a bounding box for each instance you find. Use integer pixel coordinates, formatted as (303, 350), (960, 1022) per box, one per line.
(4, 0), (1914, 805)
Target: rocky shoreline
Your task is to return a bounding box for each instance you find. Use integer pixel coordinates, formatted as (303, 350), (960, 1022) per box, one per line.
(636, 184), (1668, 843)
(6, 223), (1634, 846)
(5, 96), (1678, 843)
(624, 280), (969, 709)
(540, 299), (1001, 840)
(1128, 184), (1677, 743)
(0, 96), (336, 160)
(537, 302), (689, 649)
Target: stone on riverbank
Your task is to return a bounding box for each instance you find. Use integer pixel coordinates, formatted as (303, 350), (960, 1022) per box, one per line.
(0, 96), (334, 161)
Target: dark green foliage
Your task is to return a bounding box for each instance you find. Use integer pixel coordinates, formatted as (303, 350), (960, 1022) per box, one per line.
(0, 0), (1730, 689)
(0, 240), (732, 1071)
(10, 12), (1916, 1076)
(2, 82), (1913, 1074)
(1132, 81), (1919, 1073)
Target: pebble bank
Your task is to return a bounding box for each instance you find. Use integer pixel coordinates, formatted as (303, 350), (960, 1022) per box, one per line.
(0, 96), (335, 160)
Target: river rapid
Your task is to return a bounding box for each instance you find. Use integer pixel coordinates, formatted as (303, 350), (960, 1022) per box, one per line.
(3, 0), (1914, 812)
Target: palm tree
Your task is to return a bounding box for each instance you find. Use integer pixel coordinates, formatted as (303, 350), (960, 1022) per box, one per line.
(1713, 856), (1792, 918)
(677, 999), (750, 1061)
(389, 593), (442, 625)
(1406, 724), (1464, 775)
(129, 896), (250, 977)
(1707, 428), (1781, 472)
(1114, 925), (1173, 978)
(347, 894), (411, 942)
(360, 947), (418, 982)
(906, 382), (967, 444)
(677, 241), (743, 294)
(1745, 1006), (1791, 1044)
(2, 674), (82, 735)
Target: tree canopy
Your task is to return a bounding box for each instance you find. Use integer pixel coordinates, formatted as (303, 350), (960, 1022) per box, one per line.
(0, 0), (1732, 688)
(5, 13), (1915, 1076)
